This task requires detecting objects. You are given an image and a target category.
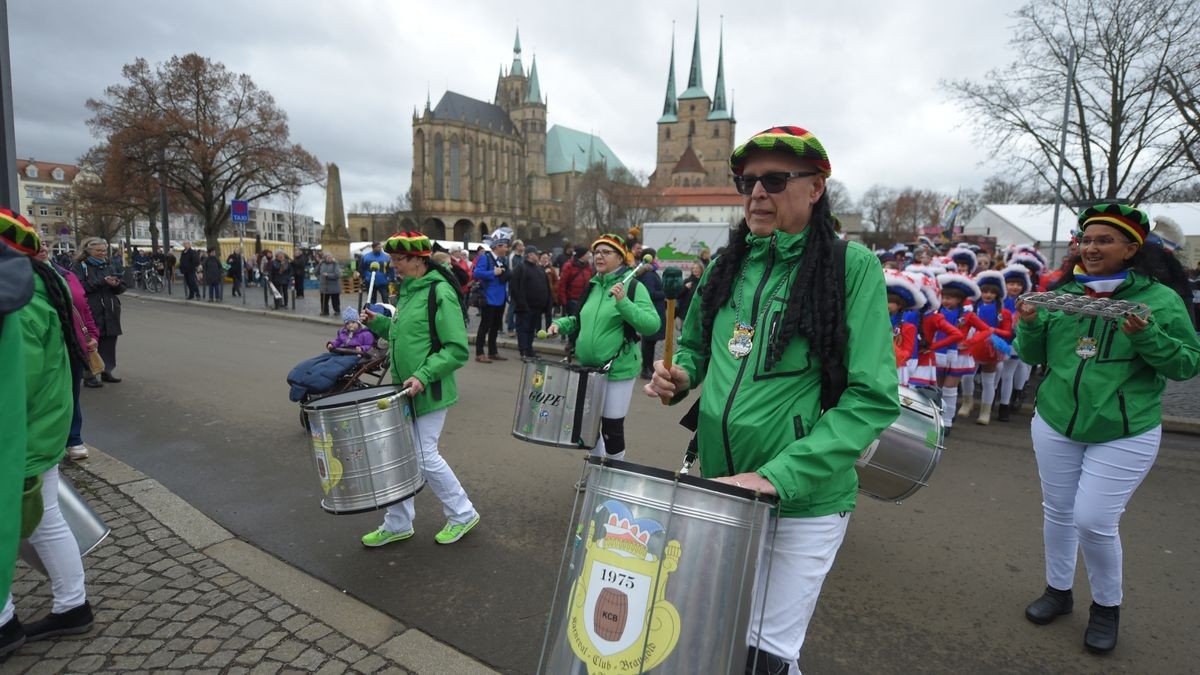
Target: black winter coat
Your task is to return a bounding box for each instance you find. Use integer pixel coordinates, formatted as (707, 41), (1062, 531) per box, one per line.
(72, 259), (126, 337)
(636, 265), (666, 341)
(510, 260), (551, 313)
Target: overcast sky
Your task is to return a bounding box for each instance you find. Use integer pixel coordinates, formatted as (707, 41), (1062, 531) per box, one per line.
(8, 0), (1023, 219)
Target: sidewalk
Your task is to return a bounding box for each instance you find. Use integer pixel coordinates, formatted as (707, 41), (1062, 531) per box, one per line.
(4, 450), (497, 674)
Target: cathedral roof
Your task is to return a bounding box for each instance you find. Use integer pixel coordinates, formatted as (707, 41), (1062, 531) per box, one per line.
(671, 145), (706, 175)
(546, 125), (629, 176)
(431, 91), (517, 134)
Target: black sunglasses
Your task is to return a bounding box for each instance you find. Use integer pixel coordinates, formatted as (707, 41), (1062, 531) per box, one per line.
(733, 171), (820, 195)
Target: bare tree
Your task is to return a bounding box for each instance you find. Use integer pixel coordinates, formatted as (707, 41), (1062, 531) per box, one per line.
(1164, 66), (1200, 172)
(945, 0), (1200, 203)
(86, 54), (324, 251)
(860, 185), (898, 234)
(825, 178), (854, 215)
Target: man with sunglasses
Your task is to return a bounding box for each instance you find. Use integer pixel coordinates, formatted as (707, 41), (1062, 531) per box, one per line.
(647, 126), (898, 674)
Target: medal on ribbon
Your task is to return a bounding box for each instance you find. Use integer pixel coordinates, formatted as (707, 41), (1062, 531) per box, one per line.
(1075, 336), (1098, 360)
(728, 323), (754, 359)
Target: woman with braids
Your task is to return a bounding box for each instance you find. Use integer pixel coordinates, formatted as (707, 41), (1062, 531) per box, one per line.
(0, 209), (94, 656)
(645, 127), (898, 673)
(358, 233), (480, 548)
(71, 237), (126, 383)
(1017, 203), (1199, 655)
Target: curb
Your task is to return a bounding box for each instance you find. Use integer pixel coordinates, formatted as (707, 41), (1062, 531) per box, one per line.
(75, 447), (499, 674)
(1162, 415), (1200, 437)
(126, 290), (570, 357)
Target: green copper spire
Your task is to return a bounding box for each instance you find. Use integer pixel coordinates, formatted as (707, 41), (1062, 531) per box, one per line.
(708, 17), (729, 120)
(510, 27), (524, 77)
(679, 6), (707, 100)
(524, 55), (542, 104)
(658, 26), (678, 123)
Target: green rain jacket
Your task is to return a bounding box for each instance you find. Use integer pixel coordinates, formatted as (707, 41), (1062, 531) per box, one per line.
(673, 228), (900, 518)
(0, 307), (27, 605)
(552, 267), (662, 380)
(366, 270), (469, 417)
(21, 271), (73, 476)
(1016, 272), (1200, 443)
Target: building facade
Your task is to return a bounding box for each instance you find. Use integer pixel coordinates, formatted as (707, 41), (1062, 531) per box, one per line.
(15, 159), (81, 247)
(407, 30), (628, 243)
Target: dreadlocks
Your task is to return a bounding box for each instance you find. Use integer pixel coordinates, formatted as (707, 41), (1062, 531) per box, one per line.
(697, 193), (846, 375)
(32, 259), (88, 371)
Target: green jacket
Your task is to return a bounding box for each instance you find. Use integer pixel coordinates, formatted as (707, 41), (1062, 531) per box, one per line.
(21, 271), (73, 476)
(0, 307), (27, 604)
(673, 229), (900, 518)
(366, 270), (469, 417)
(1015, 272), (1200, 443)
(552, 268), (662, 380)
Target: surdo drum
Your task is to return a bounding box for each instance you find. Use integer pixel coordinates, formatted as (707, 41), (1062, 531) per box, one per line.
(302, 386), (424, 514)
(513, 357), (609, 449)
(539, 458), (779, 674)
(19, 473), (111, 576)
(855, 385), (945, 503)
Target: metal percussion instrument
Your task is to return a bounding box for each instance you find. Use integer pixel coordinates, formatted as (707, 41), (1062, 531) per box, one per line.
(1019, 291), (1150, 320)
(539, 457), (778, 674)
(856, 385), (945, 503)
(19, 473), (112, 576)
(513, 357), (609, 449)
(302, 386), (424, 514)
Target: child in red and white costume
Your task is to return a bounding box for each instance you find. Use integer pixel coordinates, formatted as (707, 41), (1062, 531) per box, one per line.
(884, 269), (925, 386)
(908, 272), (963, 399)
(964, 270), (1014, 424)
(934, 273), (991, 430)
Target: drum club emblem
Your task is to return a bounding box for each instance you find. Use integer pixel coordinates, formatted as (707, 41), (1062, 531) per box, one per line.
(1075, 336), (1098, 360)
(567, 500), (681, 673)
(309, 426), (343, 495)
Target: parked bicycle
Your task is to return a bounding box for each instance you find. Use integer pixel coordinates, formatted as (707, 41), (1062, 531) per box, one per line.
(133, 261), (164, 293)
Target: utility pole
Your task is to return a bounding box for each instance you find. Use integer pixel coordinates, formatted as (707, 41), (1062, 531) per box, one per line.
(0, 0), (19, 209)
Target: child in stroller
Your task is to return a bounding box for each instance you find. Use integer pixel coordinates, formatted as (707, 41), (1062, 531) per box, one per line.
(289, 306), (392, 426)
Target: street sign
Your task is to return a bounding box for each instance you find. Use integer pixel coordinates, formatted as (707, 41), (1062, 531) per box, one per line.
(231, 199), (249, 224)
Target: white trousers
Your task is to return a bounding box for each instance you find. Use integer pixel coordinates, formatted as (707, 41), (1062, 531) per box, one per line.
(381, 408), (476, 533)
(1, 467), (87, 624)
(1030, 413), (1160, 606)
(748, 512), (851, 674)
(589, 378), (636, 459)
(1000, 359), (1032, 404)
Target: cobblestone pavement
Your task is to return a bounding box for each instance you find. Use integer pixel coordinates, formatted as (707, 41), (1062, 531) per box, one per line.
(2, 456), (495, 674)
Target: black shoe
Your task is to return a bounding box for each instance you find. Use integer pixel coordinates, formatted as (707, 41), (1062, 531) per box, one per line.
(997, 404), (1011, 422)
(1011, 387), (1026, 414)
(23, 602), (93, 642)
(100, 373), (122, 383)
(1025, 586), (1073, 625)
(83, 378), (103, 389)
(0, 616), (25, 658)
(1084, 603), (1119, 654)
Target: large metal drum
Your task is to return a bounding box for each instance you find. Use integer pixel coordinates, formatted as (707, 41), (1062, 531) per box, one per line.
(302, 386), (423, 514)
(513, 357), (608, 449)
(19, 473), (111, 576)
(856, 385), (944, 503)
(539, 458), (778, 674)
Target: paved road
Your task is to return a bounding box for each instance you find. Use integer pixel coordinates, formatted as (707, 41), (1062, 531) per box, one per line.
(81, 297), (1200, 674)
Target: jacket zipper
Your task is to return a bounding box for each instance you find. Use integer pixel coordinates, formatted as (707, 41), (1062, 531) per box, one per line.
(721, 237), (776, 475)
(1064, 316), (1097, 437)
(1118, 389), (1129, 436)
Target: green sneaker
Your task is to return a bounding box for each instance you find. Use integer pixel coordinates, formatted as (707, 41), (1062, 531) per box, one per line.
(361, 526), (414, 548)
(434, 514), (480, 545)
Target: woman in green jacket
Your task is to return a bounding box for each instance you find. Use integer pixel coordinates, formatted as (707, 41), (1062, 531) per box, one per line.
(546, 233), (661, 482)
(0, 210), (94, 654)
(1017, 203), (1200, 655)
(358, 232), (480, 548)
(646, 127), (899, 672)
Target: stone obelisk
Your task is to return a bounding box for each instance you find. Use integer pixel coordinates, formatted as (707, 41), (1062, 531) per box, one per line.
(320, 162), (351, 266)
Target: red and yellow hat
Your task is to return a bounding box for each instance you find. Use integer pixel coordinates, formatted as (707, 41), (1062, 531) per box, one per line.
(384, 231), (432, 257)
(591, 233), (629, 260)
(1077, 203), (1149, 246)
(729, 126), (832, 177)
(0, 208), (41, 257)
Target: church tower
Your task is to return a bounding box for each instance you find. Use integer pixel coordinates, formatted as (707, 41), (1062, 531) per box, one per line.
(495, 29), (528, 112)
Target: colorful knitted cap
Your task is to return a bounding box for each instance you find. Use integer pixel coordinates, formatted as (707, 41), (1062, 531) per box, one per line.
(0, 208), (41, 257)
(729, 126), (831, 177)
(384, 231), (432, 257)
(1077, 202), (1149, 245)
(592, 233), (629, 260)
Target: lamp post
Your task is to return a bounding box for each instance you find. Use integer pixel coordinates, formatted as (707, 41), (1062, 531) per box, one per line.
(0, 0), (19, 208)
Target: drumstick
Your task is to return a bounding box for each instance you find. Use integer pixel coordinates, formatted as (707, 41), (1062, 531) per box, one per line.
(609, 255), (653, 297)
(659, 267), (683, 405)
(365, 262), (378, 306)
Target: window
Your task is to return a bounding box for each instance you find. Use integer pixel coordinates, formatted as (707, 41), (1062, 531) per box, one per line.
(52, 168), (64, 181)
(39, 206), (48, 216)
(24, 165), (37, 178)
(54, 207), (63, 217)
(688, 120), (695, 137)
(360, 228), (368, 240)
(713, 127), (719, 138)
(665, 128), (671, 140)
(434, 135), (445, 200)
(24, 187), (34, 199)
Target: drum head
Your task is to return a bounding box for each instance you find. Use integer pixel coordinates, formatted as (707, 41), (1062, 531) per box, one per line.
(303, 385), (402, 411)
(524, 356), (606, 374)
(586, 457), (779, 506)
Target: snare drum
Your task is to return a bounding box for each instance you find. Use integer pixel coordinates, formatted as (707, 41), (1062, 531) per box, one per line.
(539, 458), (778, 674)
(513, 357), (608, 449)
(302, 386), (424, 514)
(856, 385), (945, 503)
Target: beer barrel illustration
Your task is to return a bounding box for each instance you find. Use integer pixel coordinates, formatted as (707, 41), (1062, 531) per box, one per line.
(593, 587), (628, 641)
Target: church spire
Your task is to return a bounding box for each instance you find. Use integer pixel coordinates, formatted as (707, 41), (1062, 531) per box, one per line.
(679, 5), (707, 100)
(708, 16), (730, 120)
(524, 55), (542, 104)
(510, 27), (524, 77)
(658, 24), (678, 123)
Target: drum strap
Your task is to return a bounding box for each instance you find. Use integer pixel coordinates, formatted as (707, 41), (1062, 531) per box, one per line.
(426, 284), (443, 401)
(568, 277), (640, 361)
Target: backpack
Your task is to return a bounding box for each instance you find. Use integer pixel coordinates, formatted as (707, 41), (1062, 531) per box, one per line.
(423, 266), (465, 402)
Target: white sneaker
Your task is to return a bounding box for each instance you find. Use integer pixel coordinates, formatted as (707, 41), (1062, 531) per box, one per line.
(67, 445), (89, 460)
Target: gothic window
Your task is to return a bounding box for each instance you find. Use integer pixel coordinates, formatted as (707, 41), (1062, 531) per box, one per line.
(713, 127), (719, 138)
(688, 121), (695, 137)
(449, 138), (461, 200)
(433, 134), (445, 200)
(665, 127), (671, 140)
